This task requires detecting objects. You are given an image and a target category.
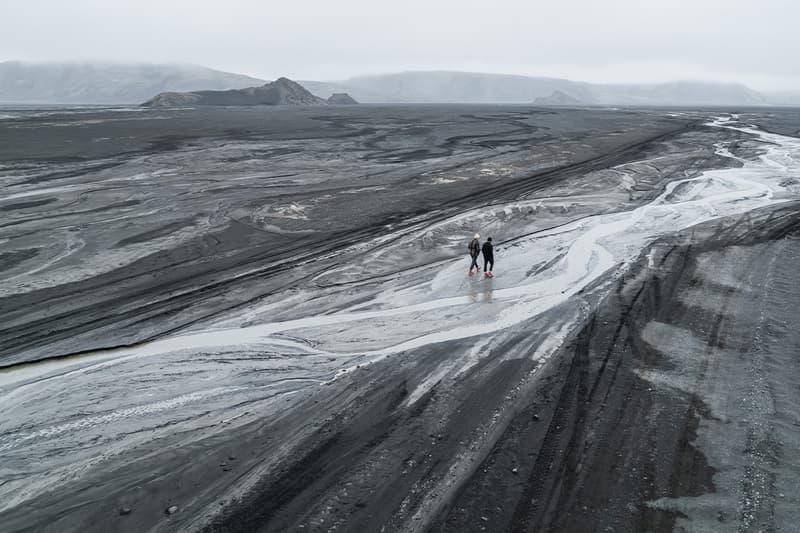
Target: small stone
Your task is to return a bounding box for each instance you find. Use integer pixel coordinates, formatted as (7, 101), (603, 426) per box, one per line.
(119, 506), (132, 516)
(480, 516), (489, 522)
(532, 414), (540, 421)
(511, 468), (519, 474)
(166, 505), (179, 515)
(228, 456), (236, 461)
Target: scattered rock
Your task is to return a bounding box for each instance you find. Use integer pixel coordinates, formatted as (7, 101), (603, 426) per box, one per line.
(536, 88), (582, 106)
(327, 93), (359, 105)
(166, 505), (179, 515)
(119, 506), (132, 516)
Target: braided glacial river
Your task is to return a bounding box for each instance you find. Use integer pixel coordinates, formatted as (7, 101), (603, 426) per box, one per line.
(1, 113), (799, 531)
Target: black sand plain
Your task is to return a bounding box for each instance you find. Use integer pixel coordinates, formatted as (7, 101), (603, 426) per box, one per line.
(1, 104), (799, 532)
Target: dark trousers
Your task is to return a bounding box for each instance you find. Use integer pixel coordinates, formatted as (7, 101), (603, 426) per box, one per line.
(469, 254), (480, 270)
(484, 256), (494, 272)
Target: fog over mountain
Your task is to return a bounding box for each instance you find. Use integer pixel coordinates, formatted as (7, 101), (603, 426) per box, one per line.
(303, 71), (767, 106)
(0, 61), (264, 104)
(768, 91), (800, 106)
(0, 62), (782, 106)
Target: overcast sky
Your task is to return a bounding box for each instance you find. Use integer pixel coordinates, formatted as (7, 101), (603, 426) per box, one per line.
(2, 0), (798, 91)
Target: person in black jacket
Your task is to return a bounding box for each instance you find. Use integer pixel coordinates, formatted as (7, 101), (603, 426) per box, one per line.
(468, 233), (481, 275)
(482, 237), (494, 277)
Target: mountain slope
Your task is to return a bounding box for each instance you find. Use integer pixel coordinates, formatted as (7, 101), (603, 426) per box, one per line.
(765, 90), (800, 106)
(0, 62), (266, 104)
(142, 77), (326, 107)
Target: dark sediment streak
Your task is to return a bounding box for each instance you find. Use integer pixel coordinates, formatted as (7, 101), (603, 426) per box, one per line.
(13, 204), (792, 533)
(439, 202), (800, 532)
(3, 108), (799, 532)
(0, 108), (703, 367)
(196, 203), (800, 533)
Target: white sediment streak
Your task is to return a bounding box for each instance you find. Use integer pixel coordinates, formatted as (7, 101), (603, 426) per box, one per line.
(2, 115), (799, 517)
(3, 116), (798, 392)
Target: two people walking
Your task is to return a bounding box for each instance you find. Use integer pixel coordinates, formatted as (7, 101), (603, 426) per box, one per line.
(468, 233), (494, 277)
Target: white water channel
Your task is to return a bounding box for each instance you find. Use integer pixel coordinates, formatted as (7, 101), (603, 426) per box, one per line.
(1, 116), (798, 512)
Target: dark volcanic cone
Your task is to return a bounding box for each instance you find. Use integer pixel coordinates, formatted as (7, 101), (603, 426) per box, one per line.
(142, 77), (326, 107)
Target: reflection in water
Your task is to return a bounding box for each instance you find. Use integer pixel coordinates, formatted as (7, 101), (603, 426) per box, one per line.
(468, 282), (494, 304)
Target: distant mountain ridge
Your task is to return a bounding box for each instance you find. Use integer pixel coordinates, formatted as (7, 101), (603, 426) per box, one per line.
(767, 90), (800, 106)
(303, 71), (767, 106)
(142, 77), (326, 107)
(533, 90), (584, 106)
(0, 61), (265, 104)
(0, 62), (790, 106)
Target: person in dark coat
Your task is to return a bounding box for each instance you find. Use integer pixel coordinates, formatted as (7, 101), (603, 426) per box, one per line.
(482, 237), (494, 277)
(468, 233), (481, 275)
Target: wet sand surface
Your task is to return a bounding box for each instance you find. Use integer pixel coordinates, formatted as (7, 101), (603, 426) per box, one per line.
(1, 105), (799, 532)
